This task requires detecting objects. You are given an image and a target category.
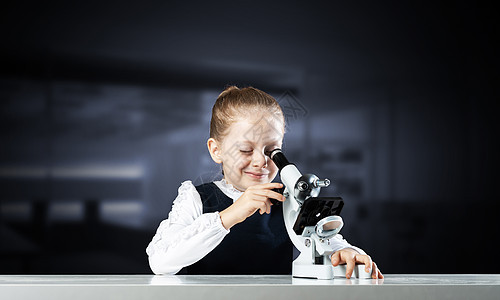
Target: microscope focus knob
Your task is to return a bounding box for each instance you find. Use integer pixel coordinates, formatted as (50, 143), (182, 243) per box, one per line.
(297, 181), (309, 191)
(294, 174), (322, 203)
(314, 179), (330, 188)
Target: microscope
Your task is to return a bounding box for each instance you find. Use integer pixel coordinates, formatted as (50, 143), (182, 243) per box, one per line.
(268, 149), (371, 279)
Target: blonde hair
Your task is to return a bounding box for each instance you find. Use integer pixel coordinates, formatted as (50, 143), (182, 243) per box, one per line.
(209, 86), (285, 141)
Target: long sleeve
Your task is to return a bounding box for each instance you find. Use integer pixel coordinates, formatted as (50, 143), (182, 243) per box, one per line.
(146, 181), (229, 275)
(326, 233), (366, 255)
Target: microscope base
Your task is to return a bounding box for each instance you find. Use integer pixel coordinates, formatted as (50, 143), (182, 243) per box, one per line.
(293, 262), (372, 280)
(293, 262), (335, 280)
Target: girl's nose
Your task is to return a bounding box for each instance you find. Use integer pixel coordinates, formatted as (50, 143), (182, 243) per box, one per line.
(252, 152), (268, 168)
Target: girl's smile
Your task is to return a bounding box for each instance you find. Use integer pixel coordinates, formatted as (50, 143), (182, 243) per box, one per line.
(244, 171), (269, 179)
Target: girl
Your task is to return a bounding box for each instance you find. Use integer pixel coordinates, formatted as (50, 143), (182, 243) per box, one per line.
(146, 86), (383, 279)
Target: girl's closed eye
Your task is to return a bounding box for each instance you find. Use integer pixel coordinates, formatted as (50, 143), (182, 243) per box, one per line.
(240, 149), (253, 154)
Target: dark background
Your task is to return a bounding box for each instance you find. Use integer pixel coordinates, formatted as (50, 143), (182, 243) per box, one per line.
(1, 0), (498, 274)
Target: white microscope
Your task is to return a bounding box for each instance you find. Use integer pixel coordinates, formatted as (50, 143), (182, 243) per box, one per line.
(268, 149), (371, 279)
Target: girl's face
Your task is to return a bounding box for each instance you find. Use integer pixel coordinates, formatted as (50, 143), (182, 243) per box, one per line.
(216, 114), (284, 192)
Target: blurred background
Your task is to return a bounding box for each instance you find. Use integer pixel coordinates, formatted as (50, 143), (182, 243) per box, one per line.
(1, 0), (498, 274)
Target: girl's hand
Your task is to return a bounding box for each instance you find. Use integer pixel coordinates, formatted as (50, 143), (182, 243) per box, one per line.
(330, 248), (384, 279)
(219, 182), (285, 229)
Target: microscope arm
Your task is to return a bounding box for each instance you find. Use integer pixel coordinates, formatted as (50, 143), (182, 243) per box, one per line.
(268, 150), (309, 254)
(269, 149), (371, 279)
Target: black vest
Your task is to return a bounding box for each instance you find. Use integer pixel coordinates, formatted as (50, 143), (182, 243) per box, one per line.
(182, 182), (293, 275)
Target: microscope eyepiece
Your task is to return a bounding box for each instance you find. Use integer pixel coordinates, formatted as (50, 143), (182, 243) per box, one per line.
(268, 149), (291, 170)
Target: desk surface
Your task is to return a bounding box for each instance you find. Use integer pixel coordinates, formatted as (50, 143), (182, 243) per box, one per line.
(1, 274), (499, 300)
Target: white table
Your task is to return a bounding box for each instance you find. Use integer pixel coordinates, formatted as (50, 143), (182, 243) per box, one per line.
(1, 274), (499, 300)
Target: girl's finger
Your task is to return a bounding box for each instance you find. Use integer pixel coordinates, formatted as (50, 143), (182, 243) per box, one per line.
(344, 254), (356, 279)
(259, 201), (269, 215)
(251, 182), (283, 190)
(254, 190), (286, 202)
(355, 255), (373, 273)
(265, 199), (271, 214)
(330, 251), (341, 266)
(251, 194), (269, 202)
(373, 262), (384, 279)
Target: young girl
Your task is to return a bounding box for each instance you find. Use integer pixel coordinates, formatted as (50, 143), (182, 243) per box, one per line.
(146, 86), (383, 279)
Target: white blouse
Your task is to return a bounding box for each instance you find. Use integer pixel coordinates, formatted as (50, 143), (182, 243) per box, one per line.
(146, 179), (364, 275)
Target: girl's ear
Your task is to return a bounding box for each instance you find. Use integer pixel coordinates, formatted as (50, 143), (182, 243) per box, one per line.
(207, 138), (223, 164)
